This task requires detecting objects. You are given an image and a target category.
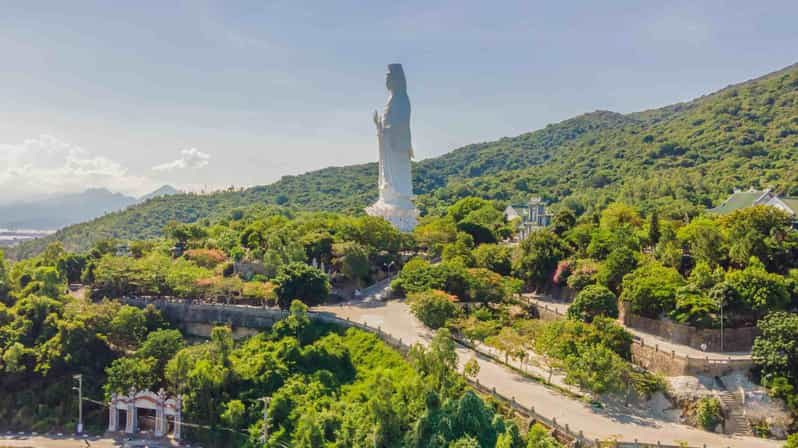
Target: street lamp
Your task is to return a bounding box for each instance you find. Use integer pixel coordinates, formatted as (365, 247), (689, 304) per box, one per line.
(72, 374), (83, 434)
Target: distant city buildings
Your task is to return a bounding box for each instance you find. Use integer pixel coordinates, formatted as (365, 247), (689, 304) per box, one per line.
(709, 187), (798, 227)
(504, 197), (553, 240)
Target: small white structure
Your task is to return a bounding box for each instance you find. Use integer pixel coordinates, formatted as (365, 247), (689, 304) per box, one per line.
(108, 388), (182, 439)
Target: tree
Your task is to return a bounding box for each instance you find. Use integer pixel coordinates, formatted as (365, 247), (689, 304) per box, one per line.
(513, 230), (567, 289)
(137, 329), (184, 374)
(720, 205), (795, 271)
(463, 358), (480, 380)
(333, 242), (370, 286)
(596, 247), (637, 293)
(442, 232), (476, 266)
(526, 423), (561, 448)
(110, 305), (147, 349)
(568, 285), (618, 323)
(465, 268), (509, 303)
(677, 217), (727, 267)
(413, 216), (457, 257)
(551, 209), (577, 236)
(785, 433), (798, 448)
(273, 262), (330, 309)
(647, 211), (661, 247)
(0, 250), (9, 305)
(408, 290), (460, 329)
(724, 262), (790, 314)
(221, 399), (246, 429)
(104, 356), (159, 395)
(752, 312), (798, 383)
(563, 344), (628, 396)
(472, 244), (512, 276)
(620, 261), (685, 318)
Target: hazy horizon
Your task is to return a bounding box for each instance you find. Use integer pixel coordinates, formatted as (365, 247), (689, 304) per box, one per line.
(2, 1), (798, 203)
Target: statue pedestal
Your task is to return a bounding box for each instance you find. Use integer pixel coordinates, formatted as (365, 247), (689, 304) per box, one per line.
(365, 198), (418, 232)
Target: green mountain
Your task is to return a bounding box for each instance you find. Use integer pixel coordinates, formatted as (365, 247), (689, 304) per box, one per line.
(9, 63), (798, 259)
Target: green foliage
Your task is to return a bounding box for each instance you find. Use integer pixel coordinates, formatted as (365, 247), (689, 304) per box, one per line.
(720, 205), (796, 272)
(104, 356), (159, 395)
(408, 290), (461, 329)
(442, 232), (477, 266)
(752, 312), (798, 383)
(333, 241), (370, 285)
(273, 262), (330, 309)
(563, 344), (629, 396)
(109, 305), (147, 349)
(620, 261), (685, 318)
(695, 396), (723, 431)
(596, 247), (638, 293)
(724, 262), (790, 314)
(513, 230), (567, 289)
(473, 244), (512, 276)
(567, 284), (618, 323)
(677, 217), (727, 267)
(565, 259), (599, 291)
(526, 423), (561, 448)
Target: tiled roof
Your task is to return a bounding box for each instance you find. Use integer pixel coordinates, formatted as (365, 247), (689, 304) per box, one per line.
(708, 190), (765, 214)
(779, 197), (798, 214)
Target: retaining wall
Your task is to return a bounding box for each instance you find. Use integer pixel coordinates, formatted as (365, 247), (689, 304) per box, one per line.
(621, 303), (758, 353)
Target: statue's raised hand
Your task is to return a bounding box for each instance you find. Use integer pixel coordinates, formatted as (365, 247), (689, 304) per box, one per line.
(373, 110), (382, 131)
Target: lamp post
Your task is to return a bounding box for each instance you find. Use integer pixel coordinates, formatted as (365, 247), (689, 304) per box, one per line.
(72, 374), (83, 434)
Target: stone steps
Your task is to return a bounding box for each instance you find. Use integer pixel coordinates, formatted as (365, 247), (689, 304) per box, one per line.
(715, 378), (752, 436)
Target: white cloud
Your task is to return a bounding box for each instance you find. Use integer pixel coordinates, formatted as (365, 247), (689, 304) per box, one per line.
(152, 148), (210, 172)
(0, 135), (157, 204)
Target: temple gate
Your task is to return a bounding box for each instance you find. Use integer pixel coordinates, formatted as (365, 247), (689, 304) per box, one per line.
(108, 388), (182, 439)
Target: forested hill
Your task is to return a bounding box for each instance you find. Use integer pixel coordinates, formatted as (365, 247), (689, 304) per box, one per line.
(10, 62), (798, 259)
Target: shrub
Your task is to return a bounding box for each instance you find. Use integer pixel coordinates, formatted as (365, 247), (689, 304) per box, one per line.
(408, 289), (461, 329)
(184, 248), (227, 268)
(568, 285), (618, 323)
(695, 396), (723, 431)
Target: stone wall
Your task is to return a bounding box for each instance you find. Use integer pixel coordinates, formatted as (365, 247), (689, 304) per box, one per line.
(624, 313), (758, 353)
(631, 339), (753, 377)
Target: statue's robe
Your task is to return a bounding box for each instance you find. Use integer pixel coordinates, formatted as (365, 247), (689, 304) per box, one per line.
(378, 91), (413, 204)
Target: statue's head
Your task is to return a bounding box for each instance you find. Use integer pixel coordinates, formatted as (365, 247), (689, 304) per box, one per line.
(386, 63), (407, 93)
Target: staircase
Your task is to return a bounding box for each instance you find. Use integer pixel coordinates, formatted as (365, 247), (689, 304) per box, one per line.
(715, 377), (752, 436)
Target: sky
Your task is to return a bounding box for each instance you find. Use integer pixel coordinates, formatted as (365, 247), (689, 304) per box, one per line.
(1, 0), (797, 204)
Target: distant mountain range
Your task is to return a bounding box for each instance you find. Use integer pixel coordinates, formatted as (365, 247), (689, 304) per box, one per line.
(8, 62), (798, 259)
(0, 185), (179, 231)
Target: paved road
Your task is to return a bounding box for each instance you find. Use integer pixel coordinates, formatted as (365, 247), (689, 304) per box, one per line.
(318, 293), (780, 447)
(0, 434), (180, 447)
(524, 295), (752, 361)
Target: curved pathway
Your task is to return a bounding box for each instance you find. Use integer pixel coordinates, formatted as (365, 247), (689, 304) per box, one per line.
(318, 289), (780, 448)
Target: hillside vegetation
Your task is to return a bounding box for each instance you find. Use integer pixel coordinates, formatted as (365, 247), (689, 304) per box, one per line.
(10, 63), (798, 258)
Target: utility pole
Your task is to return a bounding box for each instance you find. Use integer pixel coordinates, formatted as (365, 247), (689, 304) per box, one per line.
(259, 397), (271, 443)
(72, 374), (83, 434)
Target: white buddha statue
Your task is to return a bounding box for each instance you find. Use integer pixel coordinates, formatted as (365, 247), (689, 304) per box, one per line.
(365, 64), (419, 231)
